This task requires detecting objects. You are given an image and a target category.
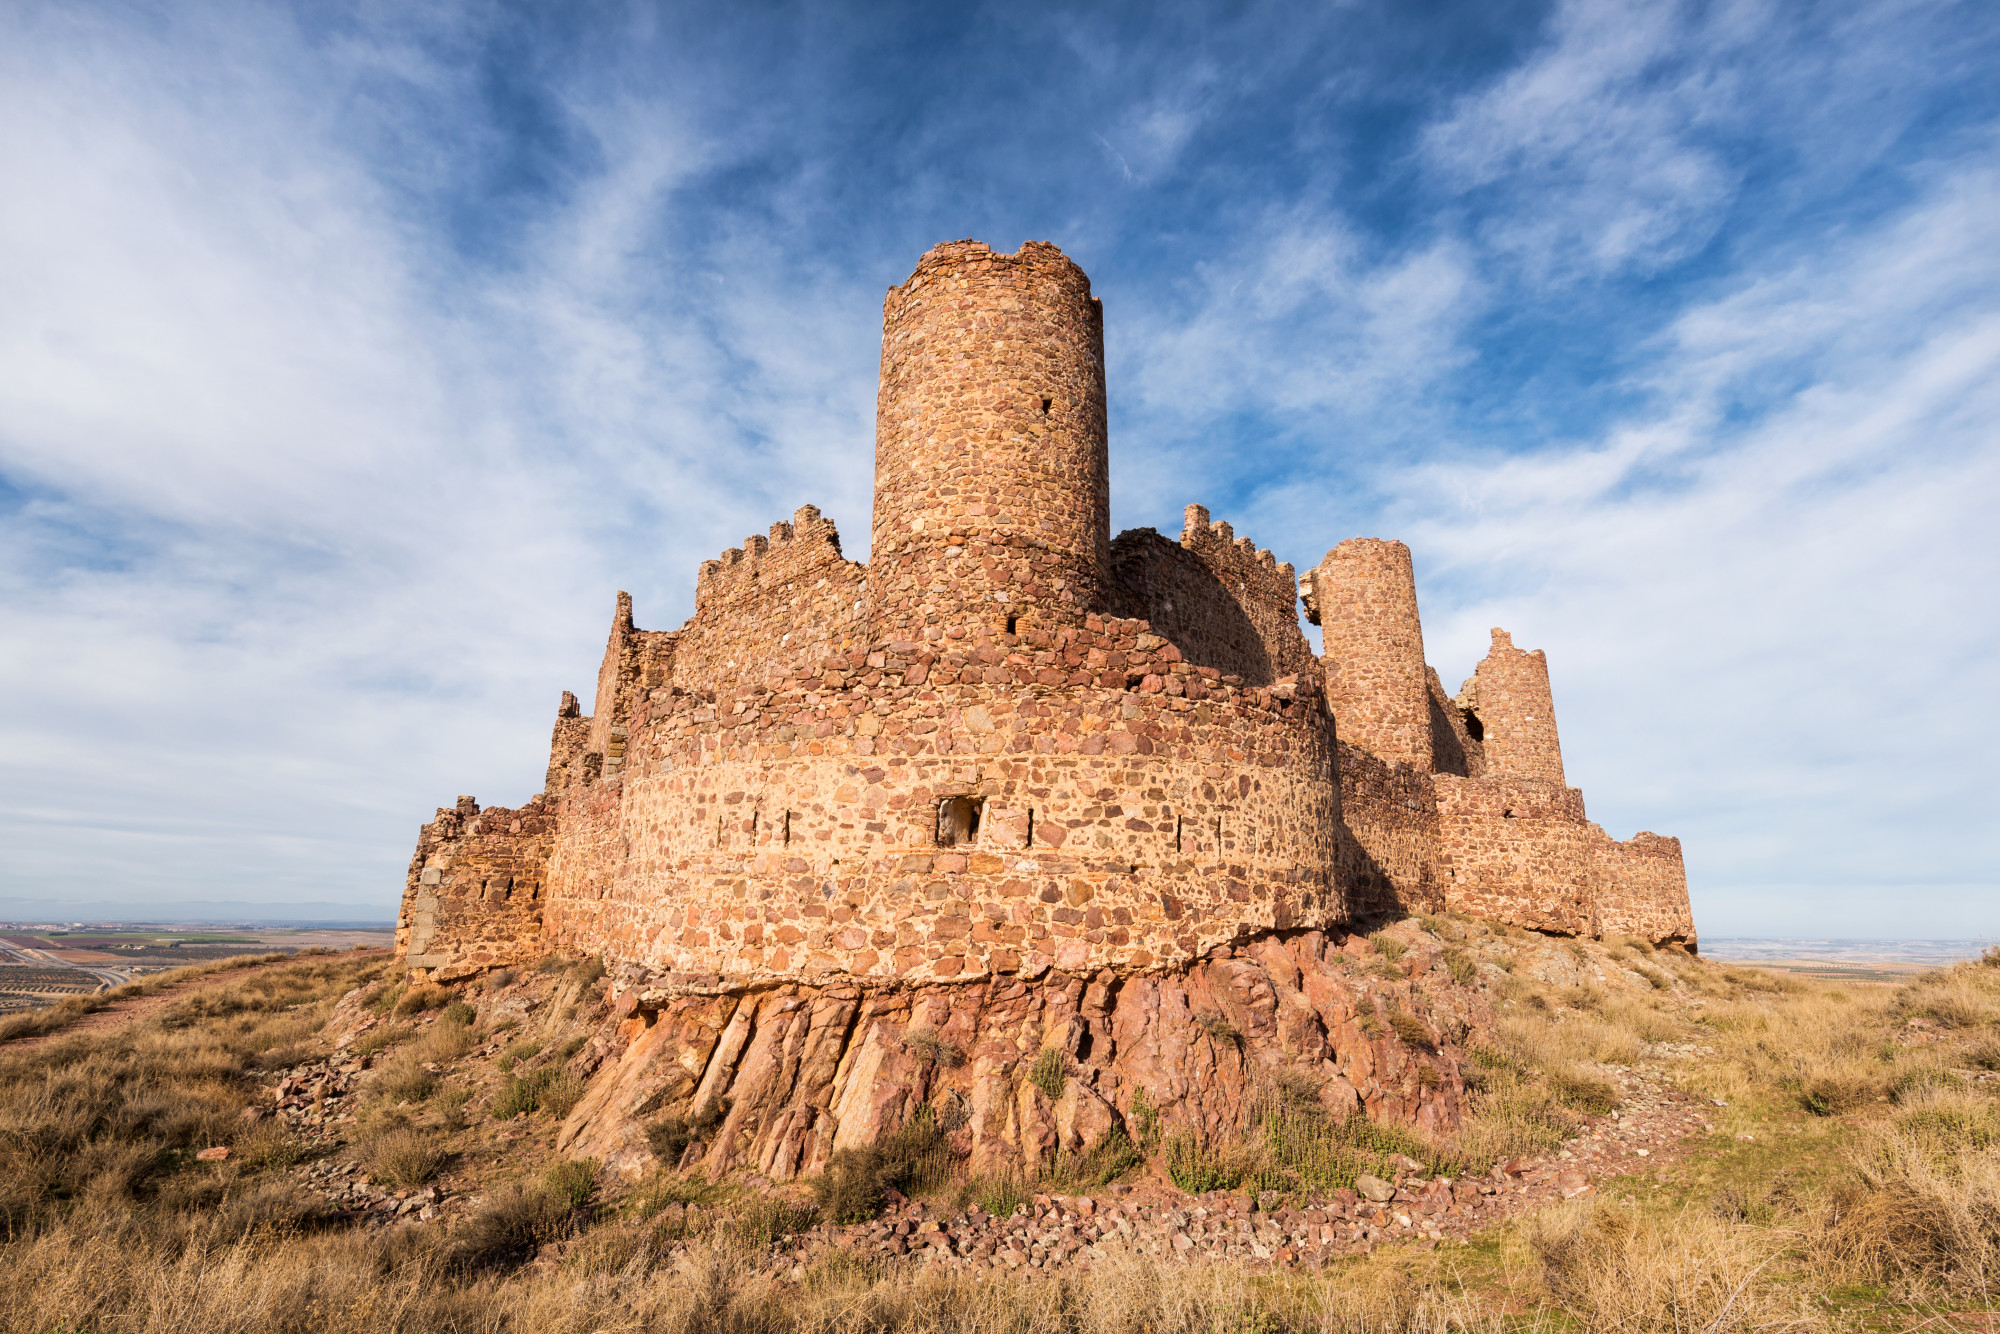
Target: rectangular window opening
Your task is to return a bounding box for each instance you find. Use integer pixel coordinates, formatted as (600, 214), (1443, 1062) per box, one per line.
(1174, 813), (1183, 853)
(937, 796), (982, 847)
(784, 810), (793, 845)
(1025, 808), (1035, 848)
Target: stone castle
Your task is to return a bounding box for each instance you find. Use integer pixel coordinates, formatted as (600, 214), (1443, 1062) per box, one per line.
(396, 239), (1695, 991)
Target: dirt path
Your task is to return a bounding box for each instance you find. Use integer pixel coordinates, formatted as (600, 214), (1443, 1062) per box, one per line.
(1, 949), (392, 1055)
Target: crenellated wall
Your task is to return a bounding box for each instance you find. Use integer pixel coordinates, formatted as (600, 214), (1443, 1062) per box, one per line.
(1107, 505), (1313, 687)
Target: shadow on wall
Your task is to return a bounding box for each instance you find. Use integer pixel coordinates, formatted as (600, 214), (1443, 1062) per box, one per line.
(1108, 530), (1277, 685)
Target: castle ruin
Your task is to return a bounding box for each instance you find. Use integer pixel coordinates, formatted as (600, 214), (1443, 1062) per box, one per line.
(396, 239), (1694, 990)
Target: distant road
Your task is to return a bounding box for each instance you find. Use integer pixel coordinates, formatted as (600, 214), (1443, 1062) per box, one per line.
(0, 936), (131, 990)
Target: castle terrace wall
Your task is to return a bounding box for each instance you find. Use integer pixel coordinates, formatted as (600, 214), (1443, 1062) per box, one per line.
(538, 615), (1346, 983)
(870, 241), (1110, 636)
(1432, 776), (1594, 936)
(1106, 506), (1313, 686)
(1457, 629), (1565, 786)
(1303, 539), (1434, 771)
(1333, 741), (1444, 920)
(1594, 831), (1697, 947)
(399, 796), (556, 981)
(679, 506), (872, 694)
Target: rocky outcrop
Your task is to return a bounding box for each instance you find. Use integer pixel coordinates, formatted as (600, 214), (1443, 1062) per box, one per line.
(557, 925), (1494, 1181)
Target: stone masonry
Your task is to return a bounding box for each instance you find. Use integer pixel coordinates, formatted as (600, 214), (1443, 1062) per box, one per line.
(393, 239), (1695, 1176)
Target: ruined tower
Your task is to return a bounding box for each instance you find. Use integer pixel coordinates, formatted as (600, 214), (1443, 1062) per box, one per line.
(1304, 538), (1434, 770)
(870, 240), (1110, 635)
(1458, 629), (1566, 786)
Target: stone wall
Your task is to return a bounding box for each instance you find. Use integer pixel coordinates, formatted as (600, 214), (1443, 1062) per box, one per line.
(1433, 776), (1595, 936)
(871, 241), (1109, 637)
(1332, 741), (1443, 920)
(1595, 832), (1697, 946)
(679, 506), (871, 694)
(398, 796), (557, 980)
(1106, 506), (1313, 687)
(539, 614), (1345, 984)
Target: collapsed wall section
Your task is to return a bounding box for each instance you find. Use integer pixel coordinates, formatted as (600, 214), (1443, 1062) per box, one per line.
(540, 616), (1345, 983)
(1457, 629), (1565, 786)
(399, 796), (557, 981)
(1106, 505), (1314, 686)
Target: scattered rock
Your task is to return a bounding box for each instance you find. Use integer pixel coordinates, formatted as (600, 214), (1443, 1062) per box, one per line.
(1355, 1174), (1396, 1202)
(195, 1146), (230, 1161)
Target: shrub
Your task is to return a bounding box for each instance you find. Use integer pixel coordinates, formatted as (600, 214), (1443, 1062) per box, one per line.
(394, 984), (453, 1017)
(370, 1051), (437, 1104)
(808, 1107), (959, 1222)
(1388, 1011), (1436, 1051)
(968, 1170), (1028, 1219)
(1128, 1086), (1161, 1149)
(648, 1097), (729, 1166)
(496, 1039), (543, 1072)
(233, 1122), (308, 1171)
(1043, 1126), (1144, 1189)
(1369, 932), (1406, 964)
(543, 1158), (600, 1211)
(571, 957), (607, 987)
(1548, 1069), (1620, 1115)
(723, 1196), (819, 1249)
(905, 1026), (964, 1068)
(362, 1127), (448, 1186)
(1163, 1133), (1249, 1194)
(1027, 1047), (1068, 1100)
(1192, 1009), (1239, 1044)
(492, 1066), (586, 1120)
(485, 967), (516, 990)
(447, 1184), (576, 1270)
(556, 1035), (588, 1063)
(441, 999), (478, 1026)
(1441, 947), (1478, 986)
(1356, 1009), (1385, 1040)
(351, 1025), (407, 1060)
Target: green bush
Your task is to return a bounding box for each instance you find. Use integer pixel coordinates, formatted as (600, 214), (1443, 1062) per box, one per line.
(492, 1067), (586, 1120)
(1369, 932), (1406, 964)
(1163, 1133), (1250, 1194)
(1442, 947), (1478, 986)
(543, 1159), (599, 1211)
(1388, 1011), (1437, 1051)
(1027, 1047), (1068, 1100)
(807, 1106), (959, 1223)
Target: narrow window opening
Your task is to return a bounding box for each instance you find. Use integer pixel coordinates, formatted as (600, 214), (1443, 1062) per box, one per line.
(937, 796), (982, 847)
(783, 810), (792, 845)
(1174, 814), (1183, 853)
(1039, 396), (1053, 415)
(1025, 808), (1035, 847)
(715, 815), (723, 848)
(1461, 707), (1485, 742)
(1215, 815), (1224, 850)
(751, 810), (759, 844)
(1006, 615), (1019, 634)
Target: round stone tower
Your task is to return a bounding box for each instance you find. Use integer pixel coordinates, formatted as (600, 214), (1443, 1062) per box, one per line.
(1304, 537), (1435, 770)
(870, 240), (1110, 635)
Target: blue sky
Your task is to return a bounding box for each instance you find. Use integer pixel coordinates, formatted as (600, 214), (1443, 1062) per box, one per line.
(1, 0), (1995, 934)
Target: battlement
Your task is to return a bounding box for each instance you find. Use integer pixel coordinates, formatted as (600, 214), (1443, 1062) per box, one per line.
(694, 505), (846, 611)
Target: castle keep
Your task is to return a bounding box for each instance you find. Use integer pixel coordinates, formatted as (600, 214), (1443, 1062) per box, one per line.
(397, 240), (1695, 990)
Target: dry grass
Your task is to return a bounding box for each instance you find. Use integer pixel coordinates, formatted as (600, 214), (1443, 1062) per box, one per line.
(0, 952), (293, 1045)
(8, 928), (2000, 1332)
